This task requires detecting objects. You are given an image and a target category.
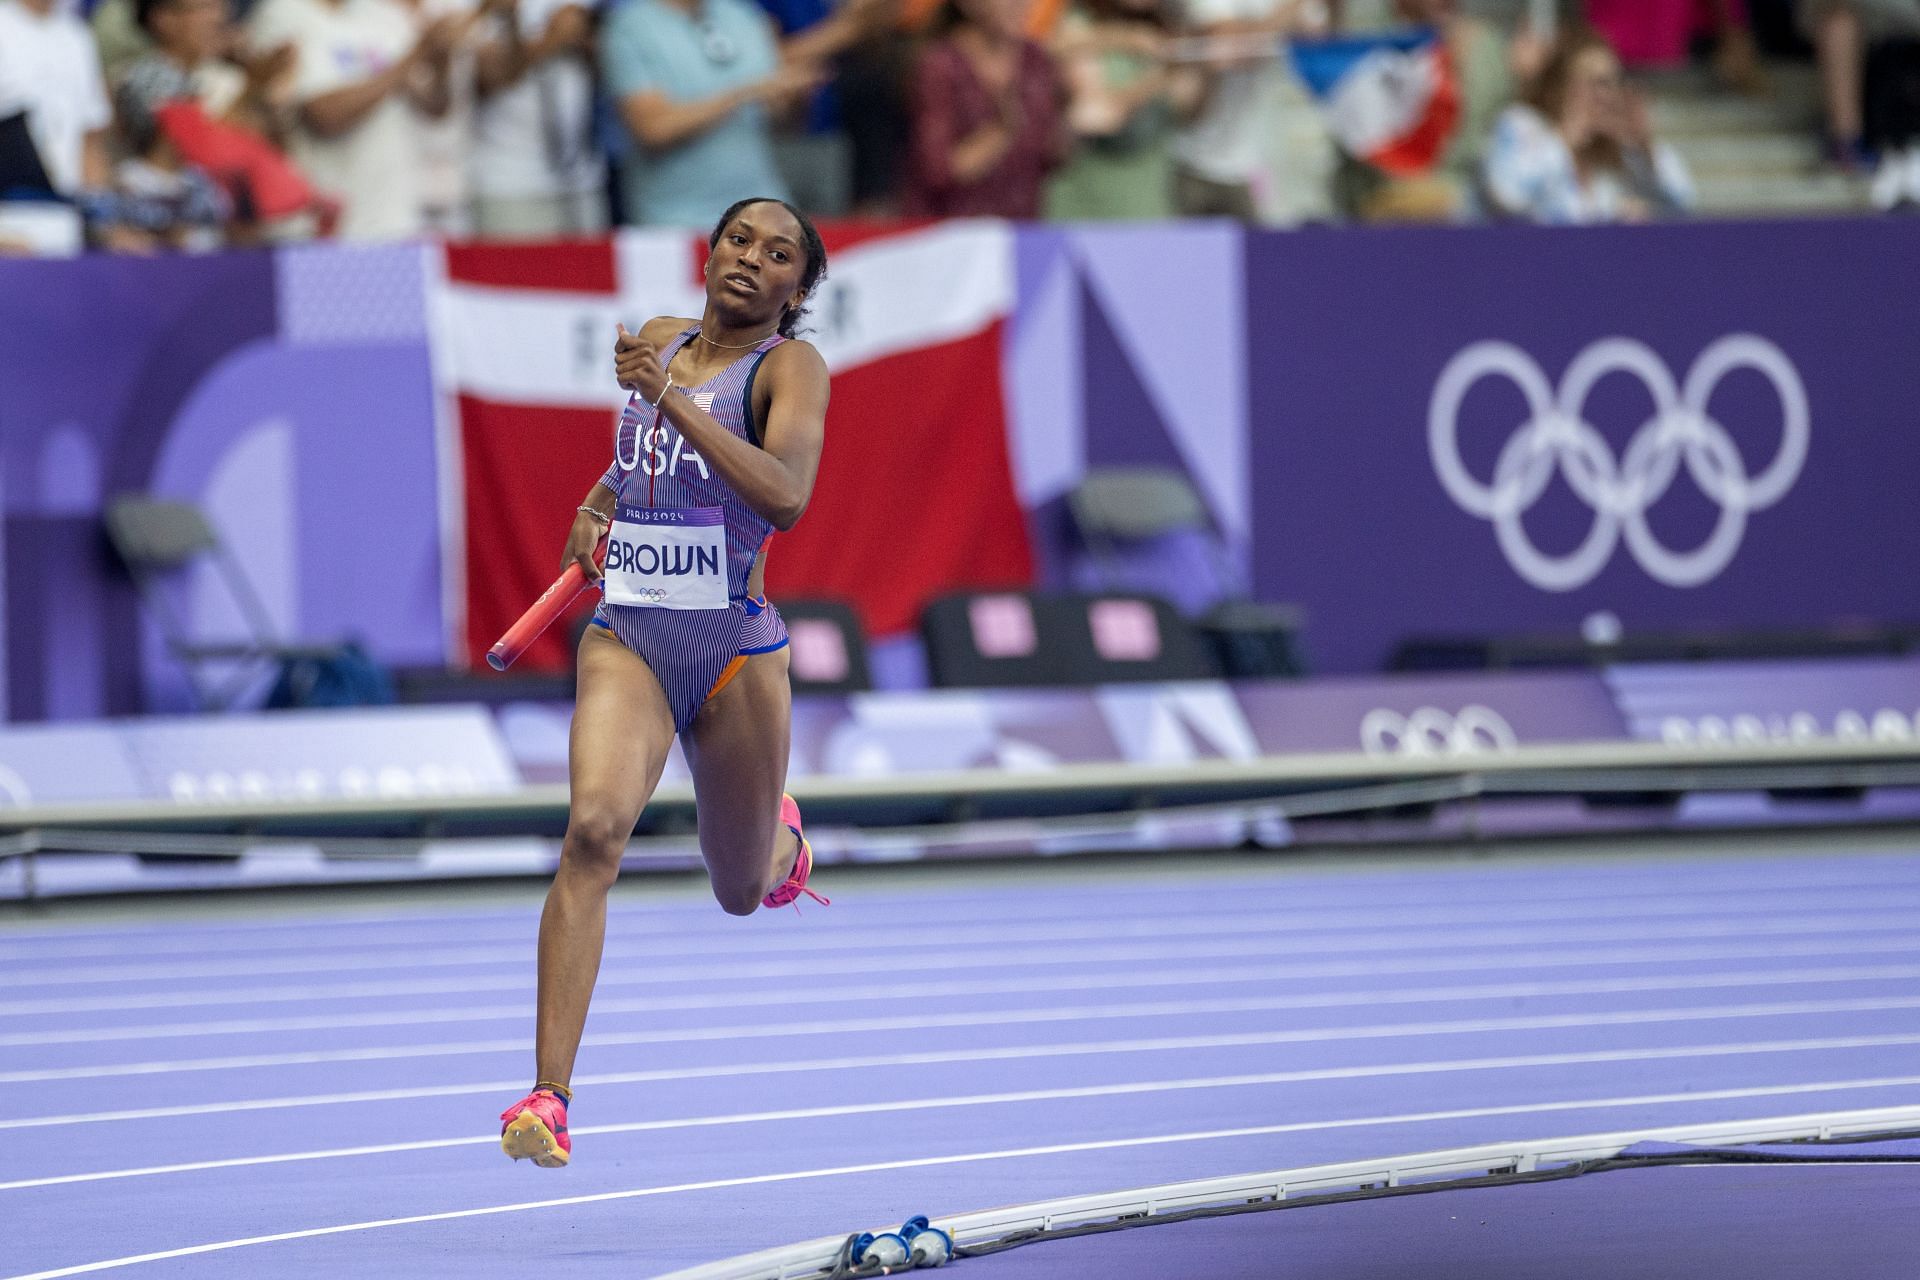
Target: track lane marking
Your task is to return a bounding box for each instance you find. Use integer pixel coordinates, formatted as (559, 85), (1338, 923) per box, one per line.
(10, 994), (1920, 1084)
(5, 1072), (1915, 1191)
(10, 961), (1920, 1049)
(11, 886), (1920, 982)
(7, 913), (1920, 1016)
(8, 861), (1915, 961)
(8, 1030), (1920, 1131)
(11, 1081), (1920, 1280)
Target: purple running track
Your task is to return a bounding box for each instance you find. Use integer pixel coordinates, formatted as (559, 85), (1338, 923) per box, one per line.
(5, 847), (1920, 1278)
(966, 1154), (1920, 1278)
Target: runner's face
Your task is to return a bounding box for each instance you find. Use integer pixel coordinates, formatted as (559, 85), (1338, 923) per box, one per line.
(706, 204), (809, 328)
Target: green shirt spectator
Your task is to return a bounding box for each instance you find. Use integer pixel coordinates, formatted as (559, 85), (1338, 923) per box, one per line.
(1044, 0), (1199, 220)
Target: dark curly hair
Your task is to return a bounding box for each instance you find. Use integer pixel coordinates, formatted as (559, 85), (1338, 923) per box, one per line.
(708, 197), (828, 339)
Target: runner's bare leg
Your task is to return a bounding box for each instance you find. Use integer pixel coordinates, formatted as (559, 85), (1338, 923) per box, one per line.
(534, 627), (675, 1086)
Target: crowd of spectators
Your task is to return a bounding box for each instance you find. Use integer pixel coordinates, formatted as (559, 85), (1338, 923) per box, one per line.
(2, 0), (1919, 253)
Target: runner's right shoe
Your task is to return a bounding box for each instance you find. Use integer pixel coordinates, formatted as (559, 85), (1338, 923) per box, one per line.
(500, 1087), (571, 1167)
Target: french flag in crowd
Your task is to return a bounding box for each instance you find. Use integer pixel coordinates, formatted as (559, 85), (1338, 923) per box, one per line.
(431, 222), (1034, 671)
(1290, 28), (1461, 175)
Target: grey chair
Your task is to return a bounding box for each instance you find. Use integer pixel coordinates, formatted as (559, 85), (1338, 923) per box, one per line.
(1069, 468), (1310, 678)
(1068, 466), (1211, 542)
(104, 496), (345, 710)
(1067, 466), (1247, 609)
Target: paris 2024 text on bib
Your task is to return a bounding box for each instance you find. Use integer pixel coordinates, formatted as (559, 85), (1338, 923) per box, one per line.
(604, 505), (728, 610)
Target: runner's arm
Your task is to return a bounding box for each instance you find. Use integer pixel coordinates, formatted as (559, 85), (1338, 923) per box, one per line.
(572, 318), (694, 575)
(654, 340), (828, 531)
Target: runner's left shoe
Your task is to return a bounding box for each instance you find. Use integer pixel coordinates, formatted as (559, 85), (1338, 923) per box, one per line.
(764, 793), (829, 910)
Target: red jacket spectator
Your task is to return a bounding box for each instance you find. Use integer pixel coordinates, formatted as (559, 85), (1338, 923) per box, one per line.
(905, 0), (1066, 217)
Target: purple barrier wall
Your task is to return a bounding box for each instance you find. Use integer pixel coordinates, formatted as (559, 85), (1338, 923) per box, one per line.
(0, 706), (519, 809)
(1608, 655), (1920, 745)
(19, 655), (1909, 810)
(7, 220), (1920, 723)
(1244, 219), (1920, 672)
(0, 245), (446, 722)
(498, 668), (1626, 791)
(1004, 223), (1251, 608)
(5, 658), (1912, 895)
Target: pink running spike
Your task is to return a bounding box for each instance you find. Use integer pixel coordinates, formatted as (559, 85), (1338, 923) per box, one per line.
(764, 793), (829, 911)
(499, 1087), (570, 1167)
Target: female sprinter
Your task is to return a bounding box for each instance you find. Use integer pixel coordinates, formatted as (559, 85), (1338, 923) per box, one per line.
(499, 197), (831, 1167)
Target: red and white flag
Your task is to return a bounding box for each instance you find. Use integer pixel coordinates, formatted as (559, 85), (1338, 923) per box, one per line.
(430, 221), (1035, 671)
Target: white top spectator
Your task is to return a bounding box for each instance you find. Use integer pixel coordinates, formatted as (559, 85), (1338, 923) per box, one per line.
(1483, 103), (1693, 223)
(0, 0), (113, 195)
(250, 0), (437, 240)
(470, 0), (603, 204)
(1481, 32), (1693, 225)
(408, 0), (478, 233)
(1168, 0), (1290, 186)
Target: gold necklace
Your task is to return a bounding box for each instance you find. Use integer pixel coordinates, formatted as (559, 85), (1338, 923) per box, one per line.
(698, 326), (777, 350)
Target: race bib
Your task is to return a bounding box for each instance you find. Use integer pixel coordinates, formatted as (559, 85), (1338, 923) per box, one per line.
(604, 505), (728, 610)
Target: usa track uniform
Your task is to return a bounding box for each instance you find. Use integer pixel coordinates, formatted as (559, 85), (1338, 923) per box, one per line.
(589, 326), (791, 730)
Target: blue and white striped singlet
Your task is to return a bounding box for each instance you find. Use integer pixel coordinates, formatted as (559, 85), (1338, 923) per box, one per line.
(590, 326), (791, 731)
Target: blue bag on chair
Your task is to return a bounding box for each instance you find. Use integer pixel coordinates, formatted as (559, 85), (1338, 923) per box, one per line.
(264, 642), (396, 709)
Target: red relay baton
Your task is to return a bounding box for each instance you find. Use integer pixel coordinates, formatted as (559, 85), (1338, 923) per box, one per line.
(486, 541), (607, 672)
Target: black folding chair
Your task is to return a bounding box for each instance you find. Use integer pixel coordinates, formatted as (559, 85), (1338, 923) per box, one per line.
(776, 597), (874, 696)
(920, 590), (1076, 689)
(104, 496), (347, 710)
(1065, 592), (1220, 684)
(921, 589), (1219, 689)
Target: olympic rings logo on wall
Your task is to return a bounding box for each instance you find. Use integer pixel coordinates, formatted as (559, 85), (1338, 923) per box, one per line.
(1428, 335), (1810, 591)
(1360, 705), (1519, 757)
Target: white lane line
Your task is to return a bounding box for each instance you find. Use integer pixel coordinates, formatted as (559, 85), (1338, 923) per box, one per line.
(11, 1073), (1920, 1280)
(10, 1029), (1920, 1132)
(11, 883), (1918, 979)
(9, 934), (1920, 1024)
(12, 994), (1920, 1084)
(8, 911), (1920, 1016)
(15, 901), (1920, 990)
(9, 862), (1915, 962)
(6, 1071), (1916, 1192)
(11, 960), (1920, 1050)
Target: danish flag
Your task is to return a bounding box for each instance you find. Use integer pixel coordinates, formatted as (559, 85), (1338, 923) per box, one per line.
(432, 221), (1035, 670)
